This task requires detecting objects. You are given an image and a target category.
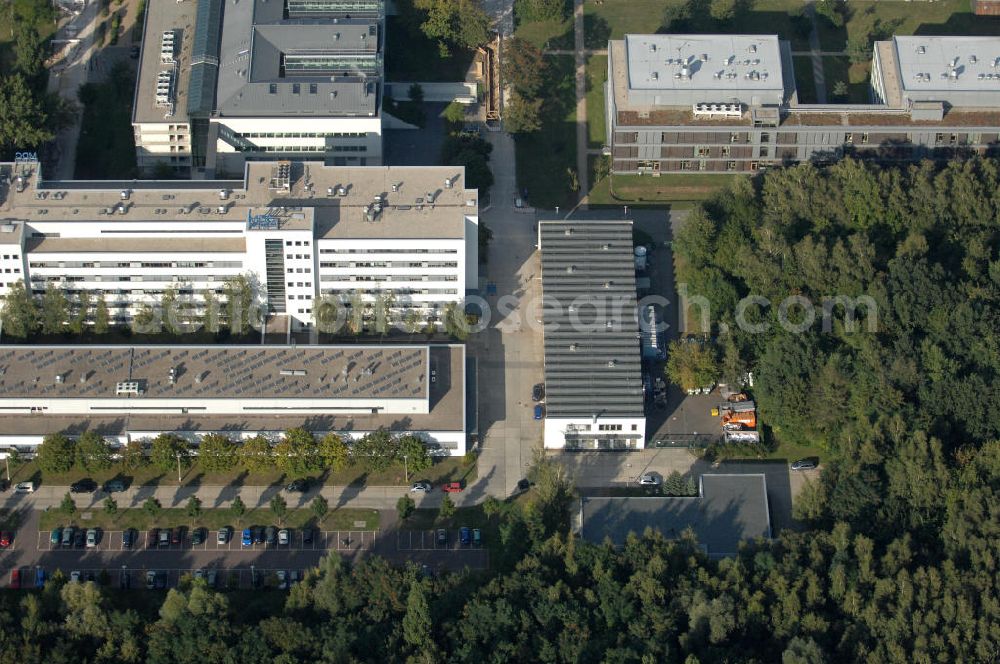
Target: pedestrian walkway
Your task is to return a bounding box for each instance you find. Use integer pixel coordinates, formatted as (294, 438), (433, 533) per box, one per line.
(572, 0), (589, 209)
(804, 2), (828, 103)
(1, 482), (479, 512)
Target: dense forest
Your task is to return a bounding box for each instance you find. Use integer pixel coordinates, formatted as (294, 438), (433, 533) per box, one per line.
(2, 159), (998, 662)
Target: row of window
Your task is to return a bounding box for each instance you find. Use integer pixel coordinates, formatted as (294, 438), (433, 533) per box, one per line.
(1, 254), (21, 261)
(33, 275), (236, 283)
(318, 248), (457, 255)
(244, 132), (365, 139)
(321, 275), (458, 283)
(29, 261), (242, 269)
(287, 267), (312, 274)
(320, 261), (458, 269)
(285, 240), (311, 247)
(285, 254), (313, 260)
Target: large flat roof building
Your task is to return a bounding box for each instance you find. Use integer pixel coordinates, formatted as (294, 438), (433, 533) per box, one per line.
(0, 343), (469, 455)
(133, 0), (385, 176)
(538, 220), (645, 450)
(580, 474), (772, 557)
(0, 159), (477, 332)
(607, 33), (1000, 175)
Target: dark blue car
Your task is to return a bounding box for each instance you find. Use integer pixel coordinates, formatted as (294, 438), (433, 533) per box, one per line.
(35, 567), (45, 588)
(459, 527), (471, 547)
(533, 404), (544, 420)
(241, 528), (253, 547)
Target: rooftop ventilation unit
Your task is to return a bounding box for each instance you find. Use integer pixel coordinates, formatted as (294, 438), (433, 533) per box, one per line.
(917, 45), (926, 54)
(218, 189), (229, 200)
(970, 55), (978, 64)
(338, 186), (347, 196)
(161, 30), (176, 64)
(650, 71), (658, 80)
(444, 177), (453, 188)
(155, 70), (175, 107)
(648, 43), (656, 52)
(116, 381), (143, 396)
(168, 367), (176, 384)
(120, 189), (130, 200)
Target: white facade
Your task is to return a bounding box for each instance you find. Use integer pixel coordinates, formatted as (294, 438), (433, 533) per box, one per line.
(211, 116), (384, 177)
(316, 237), (466, 314)
(544, 417), (647, 450)
(0, 161), (477, 332)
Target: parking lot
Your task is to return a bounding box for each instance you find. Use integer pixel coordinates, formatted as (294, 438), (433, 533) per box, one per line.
(396, 529), (486, 551)
(34, 528), (376, 553)
(7, 566), (314, 591)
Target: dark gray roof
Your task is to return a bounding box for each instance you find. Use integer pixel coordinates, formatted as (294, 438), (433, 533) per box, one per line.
(187, 0), (223, 118)
(580, 474), (773, 557)
(539, 220), (643, 418)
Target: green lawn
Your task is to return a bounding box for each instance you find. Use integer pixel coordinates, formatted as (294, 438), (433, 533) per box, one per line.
(515, 55), (578, 209)
(584, 0), (813, 50)
(586, 54), (607, 149)
(589, 171), (743, 207)
(823, 56), (871, 104)
(40, 506), (380, 532)
(10, 455), (476, 491)
(837, 0), (1000, 51)
(792, 56), (818, 103)
(515, 16), (573, 49)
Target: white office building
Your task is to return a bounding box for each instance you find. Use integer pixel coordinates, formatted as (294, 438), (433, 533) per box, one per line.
(132, 0), (385, 176)
(0, 343), (469, 455)
(538, 220), (646, 450)
(0, 159), (477, 332)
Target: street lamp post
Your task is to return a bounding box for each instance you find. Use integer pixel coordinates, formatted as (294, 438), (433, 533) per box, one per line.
(175, 451), (181, 483)
(403, 454), (408, 484)
(4, 455), (9, 482)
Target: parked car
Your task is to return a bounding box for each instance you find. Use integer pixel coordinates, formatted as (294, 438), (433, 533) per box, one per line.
(14, 481), (35, 493)
(436, 529), (448, 546)
(639, 472), (662, 486)
(70, 570), (81, 583)
(277, 570), (288, 590)
(148, 528), (159, 549)
(0, 531), (11, 548)
(61, 526), (75, 547)
(49, 528), (61, 545)
(171, 527), (183, 545)
(472, 528), (482, 547)
(191, 528), (206, 546)
(531, 383), (545, 402)
(207, 569), (217, 588)
(10, 569), (20, 589)
(278, 528), (290, 546)
(102, 479), (126, 493)
(459, 526), (471, 547)
(193, 568), (205, 581)
(155, 572), (167, 590)
(217, 526), (231, 545)
(73, 529), (85, 548)
(285, 479), (309, 492)
(441, 482), (463, 493)
(289, 570), (301, 585)
(70, 479), (97, 493)
(302, 527), (314, 545)
(145, 571), (157, 590)
(35, 568), (45, 588)
(410, 481), (432, 493)
(791, 457), (819, 471)
(85, 528), (98, 548)
(533, 404), (545, 420)
(158, 529), (171, 547)
(241, 528), (253, 547)
(122, 528), (135, 549)
(85, 571), (94, 583)
(253, 527), (265, 545)
(129, 45), (140, 58)
(265, 526), (277, 546)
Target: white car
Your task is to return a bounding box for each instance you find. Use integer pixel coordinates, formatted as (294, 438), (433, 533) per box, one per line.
(638, 472), (662, 486)
(278, 529), (289, 546)
(14, 481), (36, 493)
(410, 481), (432, 493)
(85, 528), (98, 548)
(276, 570), (288, 590)
(70, 570), (81, 583)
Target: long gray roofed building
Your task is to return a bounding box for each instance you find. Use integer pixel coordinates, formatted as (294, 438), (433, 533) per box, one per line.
(580, 474), (773, 557)
(538, 220), (646, 450)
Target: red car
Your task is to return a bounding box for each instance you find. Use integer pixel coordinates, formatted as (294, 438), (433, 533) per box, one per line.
(441, 482), (464, 493)
(10, 569), (19, 589)
(0, 532), (10, 548)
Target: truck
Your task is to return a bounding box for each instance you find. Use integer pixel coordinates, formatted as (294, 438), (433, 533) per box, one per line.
(640, 305), (665, 360)
(721, 410), (757, 428)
